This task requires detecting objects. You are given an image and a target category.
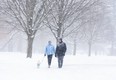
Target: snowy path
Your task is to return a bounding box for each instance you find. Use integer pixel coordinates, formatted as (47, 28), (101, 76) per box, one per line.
(0, 53), (116, 80)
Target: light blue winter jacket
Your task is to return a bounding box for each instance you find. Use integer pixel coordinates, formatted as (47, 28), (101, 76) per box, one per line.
(45, 44), (55, 55)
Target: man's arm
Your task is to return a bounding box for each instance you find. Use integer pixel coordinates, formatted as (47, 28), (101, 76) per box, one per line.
(63, 43), (67, 53)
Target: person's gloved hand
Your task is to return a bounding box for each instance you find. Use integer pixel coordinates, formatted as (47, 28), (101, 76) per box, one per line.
(55, 54), (57, 57)
(63, 52), (65, 56)
(44, 54), (46, 56)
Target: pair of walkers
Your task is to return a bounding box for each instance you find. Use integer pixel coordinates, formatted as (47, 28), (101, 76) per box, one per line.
(44, 38), (67, 68)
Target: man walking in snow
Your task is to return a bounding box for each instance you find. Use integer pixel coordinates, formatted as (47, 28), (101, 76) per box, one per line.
(44, 41), (55, 68)
(55, 38), (67, 68)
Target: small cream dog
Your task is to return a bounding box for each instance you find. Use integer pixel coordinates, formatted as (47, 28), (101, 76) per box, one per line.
(37, 59), (40, 68)
(37, 56), (45, 68)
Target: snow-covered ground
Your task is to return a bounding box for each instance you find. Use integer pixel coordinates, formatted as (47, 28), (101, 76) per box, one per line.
(0, 52), (116, 80)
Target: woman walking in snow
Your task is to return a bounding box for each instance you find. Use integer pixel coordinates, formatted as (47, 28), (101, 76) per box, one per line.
(44, 41), (55, 68)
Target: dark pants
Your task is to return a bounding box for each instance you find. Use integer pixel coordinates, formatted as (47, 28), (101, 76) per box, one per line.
(58, 56), (64, 68)
(47, 55), (53, 66)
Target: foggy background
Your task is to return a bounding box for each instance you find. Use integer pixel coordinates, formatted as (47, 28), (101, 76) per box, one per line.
(0, 0), (116, 56)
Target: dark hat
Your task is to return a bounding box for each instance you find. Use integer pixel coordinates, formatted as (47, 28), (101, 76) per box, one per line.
(58, 38), (63, 42)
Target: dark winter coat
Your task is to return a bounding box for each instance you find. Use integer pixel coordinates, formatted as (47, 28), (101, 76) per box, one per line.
(55, 42), (67, 57)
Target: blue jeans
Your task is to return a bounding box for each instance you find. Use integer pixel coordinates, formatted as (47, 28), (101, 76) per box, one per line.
(58, 56), (64, 68)
(47, 55), (53, 66)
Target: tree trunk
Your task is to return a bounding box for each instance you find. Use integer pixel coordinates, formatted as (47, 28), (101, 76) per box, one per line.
(57, 23), (62, 38)
(110, 40), (114, 56)
(27, 35), (34, 58)
(88, 42), (92, 56)
(73, 39), (77, 55)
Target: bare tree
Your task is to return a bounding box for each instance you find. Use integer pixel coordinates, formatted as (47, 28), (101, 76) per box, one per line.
(83, 3), (105, 56)
(70, 29), (83, 55)
(102, 23), (116, 56)
(44, 0), (100, 42)
(1, 0), (50, 58)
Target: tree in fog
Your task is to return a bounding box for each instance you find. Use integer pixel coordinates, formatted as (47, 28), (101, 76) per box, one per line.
(45, 0), (100, 42)
(83, 3), (105, 56)
(105, 26), (116, 55)
(102, 18), (116, 55)
(69, 28), (84, 55)
(105, 1), (116, 55)
(1, 0), (50, 58)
